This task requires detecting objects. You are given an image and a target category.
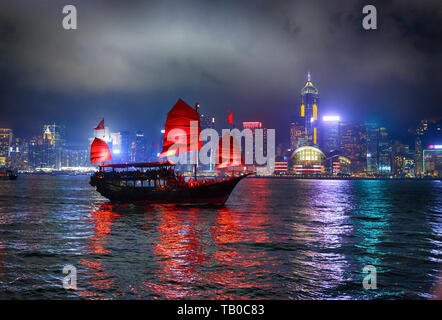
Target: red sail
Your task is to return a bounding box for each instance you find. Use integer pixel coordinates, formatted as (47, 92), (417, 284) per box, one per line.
(216, 133), (243, 168)
(90, 138), (112, 164)
(159, 99), (202, 158)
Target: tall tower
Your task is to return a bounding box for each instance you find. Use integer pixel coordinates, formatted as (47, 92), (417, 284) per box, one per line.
(300, 72), (319, 146)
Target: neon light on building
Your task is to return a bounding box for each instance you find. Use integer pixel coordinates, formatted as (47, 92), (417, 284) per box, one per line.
(242, 122), (263, 130)
(323, 115), (340, 122)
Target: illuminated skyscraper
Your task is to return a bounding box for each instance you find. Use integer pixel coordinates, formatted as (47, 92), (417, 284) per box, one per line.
(289, 121), (305, 150)
(299, 72), (319, 146)
(414, 120), (430, 176)
(120, 131), (131, 162)
(134, 131), (147, 162)
(320, 116), (340, 154)
(378, 127), (392, 175)
(0, 128), (13, 167)
(365, 122), (379, 175)
(42, 123), (66, 169)
(339, 122), (366, 174)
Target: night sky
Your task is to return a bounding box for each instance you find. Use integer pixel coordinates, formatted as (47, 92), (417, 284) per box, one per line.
(0, 0), (441, 145)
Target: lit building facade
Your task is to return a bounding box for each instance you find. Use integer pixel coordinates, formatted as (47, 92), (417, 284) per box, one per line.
(62, 146), (89, 167)
(290, 121), (305, 150)
(328, 155), (351, 176)
(365, 122), (379, 175)
(134, 131), (147, 163)
(339, 122), (366, 174)
(423, 145), (442, 178)
(391, 140), (409, 177)
(274, 161), (288, 175)
(42, 124), (66, 169)
(9, 137), (29, 170)
(291, 146), (325, 174)
(0, 128), (13, 167)
(120, 131), (131, 163)
(299, 72), (319, 146)
(378, 127), (392, 175)
(319, 116), (340, 154)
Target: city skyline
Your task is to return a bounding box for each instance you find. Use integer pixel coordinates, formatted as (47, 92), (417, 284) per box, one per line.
(2, 84), (441, 178)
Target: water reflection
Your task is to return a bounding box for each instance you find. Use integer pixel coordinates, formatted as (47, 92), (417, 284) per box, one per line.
(147, 206), (211, 299)
(79, 203), (121, 299)
(1, 176), (439, 299)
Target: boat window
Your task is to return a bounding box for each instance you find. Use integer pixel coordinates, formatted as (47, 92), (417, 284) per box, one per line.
(135, 180), (142, 187)
(127, 181), (134, 187)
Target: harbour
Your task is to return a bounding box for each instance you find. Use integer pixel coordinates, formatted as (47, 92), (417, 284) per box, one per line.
(0, 175), (440, 299)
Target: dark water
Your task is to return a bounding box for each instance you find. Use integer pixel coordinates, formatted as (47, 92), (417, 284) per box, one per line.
(0, 175), (441, 299)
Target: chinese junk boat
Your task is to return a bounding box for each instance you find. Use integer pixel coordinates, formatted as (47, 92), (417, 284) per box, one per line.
(0, 168), (18, 180)
(89, 99), (248, 205)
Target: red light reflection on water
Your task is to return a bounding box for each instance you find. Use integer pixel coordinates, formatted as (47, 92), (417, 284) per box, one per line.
(146, 194), (275, 299)
(87, 203), (121, 254)
(80, 203), (121, 299)
(208, 207), (273, 298)
(146, 205), (211, 299)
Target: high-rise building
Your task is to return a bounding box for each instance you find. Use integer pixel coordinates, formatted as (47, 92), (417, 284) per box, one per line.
(320, 116), (340, 154)
(0, 128), (13, 167)
(28, 136), (44, 169)
(62, 146), (89, 167)
(378, 127), (391, 175)
(42, 124), (66, 169)
(134, 131), (147, 163)
(365, 123), (379, 175)
(289, 121), (305, 150)
(414, 120), (430, 176)
(9, 137), (29, 170)
(339, 122), (366, 174)
(414, 119), (441, 177)
(422, 145), (442, 178)
(391, 140), (409, 176)
(110, 132), (122, 163)
(299, 72), (319, 146)
(120, 131), (131, 163)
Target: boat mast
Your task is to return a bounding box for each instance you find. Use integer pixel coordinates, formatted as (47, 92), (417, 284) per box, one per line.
(194, 102), (200, 181)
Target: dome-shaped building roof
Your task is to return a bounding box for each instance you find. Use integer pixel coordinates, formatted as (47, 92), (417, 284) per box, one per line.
(291, 146), (325, 163)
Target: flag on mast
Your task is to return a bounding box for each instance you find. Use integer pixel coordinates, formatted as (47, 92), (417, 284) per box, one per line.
(227, 110), (234, 124)
(94, 118), (105, 130)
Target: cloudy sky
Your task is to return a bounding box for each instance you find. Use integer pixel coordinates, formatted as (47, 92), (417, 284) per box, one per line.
(0, 0), (441, 145)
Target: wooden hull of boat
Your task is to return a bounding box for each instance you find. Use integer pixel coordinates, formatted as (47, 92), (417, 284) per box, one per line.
(91, 175), (246, 205)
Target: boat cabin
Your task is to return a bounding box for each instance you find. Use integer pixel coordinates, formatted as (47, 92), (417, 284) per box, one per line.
(98, 161), (177, 188)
